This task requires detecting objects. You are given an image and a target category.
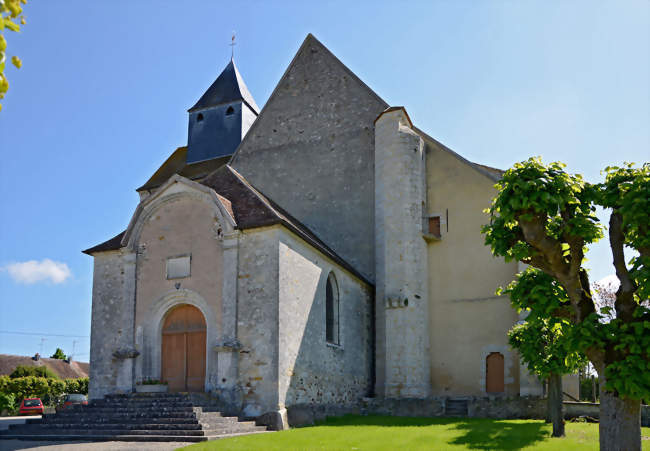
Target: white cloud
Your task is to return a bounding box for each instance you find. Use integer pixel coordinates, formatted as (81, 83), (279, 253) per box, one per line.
(2, 259), (72, 284)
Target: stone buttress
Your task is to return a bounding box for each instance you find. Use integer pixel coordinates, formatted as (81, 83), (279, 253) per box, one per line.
(374, 107), (431, 398)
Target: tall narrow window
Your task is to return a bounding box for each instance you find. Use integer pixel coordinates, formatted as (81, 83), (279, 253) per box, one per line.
(325, 272), (339, 344)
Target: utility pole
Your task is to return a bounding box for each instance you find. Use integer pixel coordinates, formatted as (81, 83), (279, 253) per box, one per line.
(39, 337), (46, 355)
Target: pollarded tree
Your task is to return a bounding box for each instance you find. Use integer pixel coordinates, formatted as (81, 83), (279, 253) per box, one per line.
(505, 268), (587, 437)
(482, 158), (649, 451)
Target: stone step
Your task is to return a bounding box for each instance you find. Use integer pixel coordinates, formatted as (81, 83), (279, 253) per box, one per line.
(0, 433), (208, 442)
(59, 406), (198, 414)
(90, 401), (196, 408)
(35, 417), (200, 425)
(48, 412), (197, 420)
(104, 394), (191, 402)
(17, 422), (204, 431)
(3, 427), (206, 437)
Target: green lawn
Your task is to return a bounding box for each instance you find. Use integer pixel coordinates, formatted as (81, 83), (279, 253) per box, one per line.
(180, 415), (650, 451)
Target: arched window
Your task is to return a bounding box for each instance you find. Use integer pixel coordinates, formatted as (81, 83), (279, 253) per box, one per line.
(225, 106), (235, 116)
(325, 272), (339, 345)
(486, 352), (505, 393)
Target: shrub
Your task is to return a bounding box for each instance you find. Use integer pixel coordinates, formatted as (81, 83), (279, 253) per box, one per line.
(10, 365), (59, 379)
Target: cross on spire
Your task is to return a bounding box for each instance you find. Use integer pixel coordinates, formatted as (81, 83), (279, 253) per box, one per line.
(230, 32), (236, 60)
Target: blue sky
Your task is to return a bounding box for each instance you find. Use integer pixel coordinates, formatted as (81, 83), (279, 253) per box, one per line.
(0, 1), (648, 360)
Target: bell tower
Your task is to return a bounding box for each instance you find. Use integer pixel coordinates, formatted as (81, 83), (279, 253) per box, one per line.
(186, 59), (259, 164)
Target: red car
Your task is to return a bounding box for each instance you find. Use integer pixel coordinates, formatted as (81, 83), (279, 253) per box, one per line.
(61, 393), (88, 408)
(19, 398), (44, 415)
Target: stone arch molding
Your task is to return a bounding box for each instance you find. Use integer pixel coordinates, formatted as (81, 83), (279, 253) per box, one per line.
(135, 288), (219, 391)
(122, 174), (237, 251)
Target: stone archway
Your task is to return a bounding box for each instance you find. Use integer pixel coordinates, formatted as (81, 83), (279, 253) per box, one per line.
(161, 304), (207, 392)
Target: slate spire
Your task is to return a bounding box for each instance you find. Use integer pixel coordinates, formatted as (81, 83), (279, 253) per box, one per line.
(186, 60), (259, 164)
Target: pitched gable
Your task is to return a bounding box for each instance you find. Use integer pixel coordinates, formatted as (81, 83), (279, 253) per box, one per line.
(230, 34), (388, 282)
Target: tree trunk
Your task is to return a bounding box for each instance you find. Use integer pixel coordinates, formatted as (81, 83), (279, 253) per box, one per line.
(548, 372), (565, 437)
(599, 388), (641, 451)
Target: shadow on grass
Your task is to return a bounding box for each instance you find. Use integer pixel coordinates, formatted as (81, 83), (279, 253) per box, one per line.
(448, 420), (548, 450)
(317, 415), (549, 450)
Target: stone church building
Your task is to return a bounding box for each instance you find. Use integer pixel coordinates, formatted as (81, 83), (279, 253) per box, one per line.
(83, 34), (546, 426)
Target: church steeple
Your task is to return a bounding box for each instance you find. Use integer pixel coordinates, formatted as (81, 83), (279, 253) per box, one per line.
(186, 60), (259, 164)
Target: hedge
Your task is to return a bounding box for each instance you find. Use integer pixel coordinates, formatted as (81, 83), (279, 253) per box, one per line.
(0, 376), (88, 411)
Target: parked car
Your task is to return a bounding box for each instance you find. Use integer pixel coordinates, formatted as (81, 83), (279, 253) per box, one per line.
(19, 398), (44, 415)
(61, 393), (88, 408)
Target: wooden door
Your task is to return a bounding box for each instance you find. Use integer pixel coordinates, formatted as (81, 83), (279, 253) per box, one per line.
(486, 352), (505, 393)
(161, 304), (206, 392)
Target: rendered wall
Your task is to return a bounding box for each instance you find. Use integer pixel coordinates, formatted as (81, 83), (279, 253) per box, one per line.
(132, 192), (224, 390)
(230, 35), (387, 283)
(277, 228), (372, 408)
(88, 250), (136, 399)
(424, 139), (520, 396)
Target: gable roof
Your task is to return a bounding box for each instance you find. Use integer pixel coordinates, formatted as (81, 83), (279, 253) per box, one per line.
(0, 354), (89, 379)
(188, 59), (260, 114)
(84, 166), (370, 284)
(136, 147), (230, 192)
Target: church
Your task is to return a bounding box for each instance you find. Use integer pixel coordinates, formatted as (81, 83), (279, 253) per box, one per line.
(83, 34), (545, 427)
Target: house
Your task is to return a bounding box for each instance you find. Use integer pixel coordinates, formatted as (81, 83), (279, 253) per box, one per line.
(0, 353), (89, 379)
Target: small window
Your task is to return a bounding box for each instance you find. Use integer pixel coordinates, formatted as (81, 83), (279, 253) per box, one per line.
(428, 216), (441, 238)
(225, 106), (235, 116)
(196, 113), (204, 122)
(325, 272), (340, 344)
(166, 255), (191, 279)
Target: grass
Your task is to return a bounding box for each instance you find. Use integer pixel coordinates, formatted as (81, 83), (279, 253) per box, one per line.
(180, 415), (650, 451)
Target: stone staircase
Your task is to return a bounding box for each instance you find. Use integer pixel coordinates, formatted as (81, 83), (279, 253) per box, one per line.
(445, 398), (469, 416)
(0, 392), (269, 442)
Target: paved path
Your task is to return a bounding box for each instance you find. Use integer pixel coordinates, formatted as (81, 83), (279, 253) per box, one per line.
(0, 440), (193, 451)
(0, 418), (193, 450)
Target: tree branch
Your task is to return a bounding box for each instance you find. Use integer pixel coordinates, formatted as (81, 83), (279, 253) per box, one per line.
(609, 212), (637, 321)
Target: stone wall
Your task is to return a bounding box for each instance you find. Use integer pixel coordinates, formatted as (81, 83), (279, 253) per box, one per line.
(230, 34), (387, 283)
(374, 109), (431, 398)
(236, 227), (281, 418)
(88, 250), (136, 399)
(278, 229), (373, 409)
(285, 398), (649, 428)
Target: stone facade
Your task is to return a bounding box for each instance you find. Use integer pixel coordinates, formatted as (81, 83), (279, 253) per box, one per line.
(86, 33), (556, 427)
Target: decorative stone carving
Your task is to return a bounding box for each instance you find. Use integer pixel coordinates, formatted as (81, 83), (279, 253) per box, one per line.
(112, 347), (140, 360)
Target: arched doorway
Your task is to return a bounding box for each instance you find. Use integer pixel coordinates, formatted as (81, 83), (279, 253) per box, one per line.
(161, 304), (206, 392)
(486, 352), (505, 393)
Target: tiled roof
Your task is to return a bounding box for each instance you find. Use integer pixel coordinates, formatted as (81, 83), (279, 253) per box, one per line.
(0, 354), (89, 379)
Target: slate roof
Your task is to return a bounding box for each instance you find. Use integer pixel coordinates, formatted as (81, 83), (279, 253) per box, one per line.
(83, 231), (125, 255)
(0, 354), (89, 379)
(188, 60), (260, 114)
(83, 166), (370, 284)
(137, 147), (230, 192)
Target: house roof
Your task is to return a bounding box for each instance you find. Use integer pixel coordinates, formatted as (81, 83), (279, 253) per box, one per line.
(188, 59), (260, 114)
(0, 354), (89, 379)
(136, 147), (230, 192)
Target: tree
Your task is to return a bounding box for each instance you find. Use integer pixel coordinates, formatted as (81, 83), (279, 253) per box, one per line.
(50, 348), (67, 360)
(482, 158), (649, 451)
(504, 268), (587, 437)
(0, 0), (27, 111)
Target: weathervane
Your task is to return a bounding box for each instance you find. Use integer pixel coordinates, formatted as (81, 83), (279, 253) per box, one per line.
(230, 32), (236, 60)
